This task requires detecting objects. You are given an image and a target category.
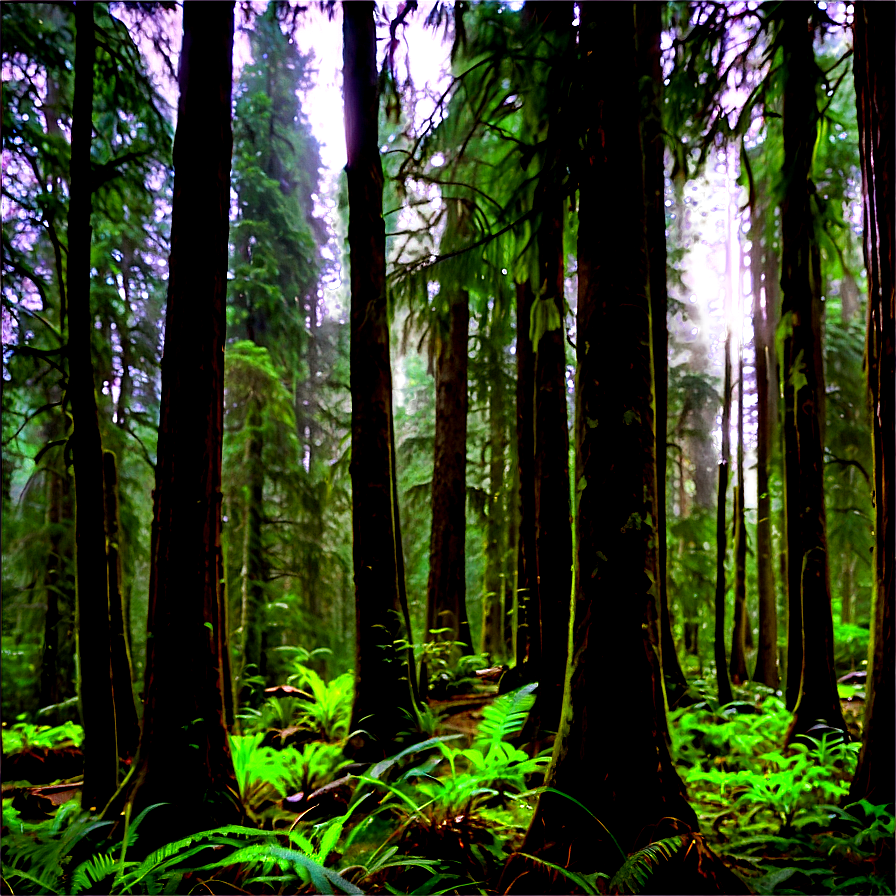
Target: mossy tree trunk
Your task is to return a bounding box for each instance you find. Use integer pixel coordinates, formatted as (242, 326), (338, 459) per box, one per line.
(514, 278), (538, 673)
(778, 4), (846, 740)
(344, 1), (416, 756)
(751, 200), (780, 688)
(116, 2), (242, 843)
(103, 450), (139, 760)
(636, 1), (690, 706)
(426, 282), (473, 655)
(505, 7), (697, 886)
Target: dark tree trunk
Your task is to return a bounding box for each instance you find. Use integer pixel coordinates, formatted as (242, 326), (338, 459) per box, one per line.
(515, 279), (538, 672)
(714, 330), (734, 706)
(114, 3), (241, 840)
(751, 205), (780, 688)
(343, 1), (416, 756)
(104, 451), (140, 760)
(779, 4), (846, 740)
(636, 1), (689, 707)
(426, 286), (472, 654)
(849, 0), (894, 804)
(528, 1), (573, 735)
(482, 328), (508, 660)
(506, 7), (697, 886)
(731, 334), (749, 685)
(67, 1), (118, 812)
(40, 412), (76, 718)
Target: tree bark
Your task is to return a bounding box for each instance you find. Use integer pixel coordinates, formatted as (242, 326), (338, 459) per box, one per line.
(482, 327), (508, 660)
(636, 1), (690, 707)
(779, 4), (846, 741)
(239, 393), (267, 708)
(67, 1), (119, 812)
(514, 279), (538, 673)
(507, 7), (697, 885)
(529, 0), (573, 735)
(104, 450), (139, 760)
(714, 329), (734, 705)
(731, 333), (749, 685)
(849, 0), (894, 804)
(751, 202), (780, 688)
(114, 2), (241, 841)
(425, 283), (472, 655)
(343, 1), (416, 756)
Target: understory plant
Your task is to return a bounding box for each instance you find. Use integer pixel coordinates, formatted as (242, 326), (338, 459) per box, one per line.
(1, 718), (85, 754)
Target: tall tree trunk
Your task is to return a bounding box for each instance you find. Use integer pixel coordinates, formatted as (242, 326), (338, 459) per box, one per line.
(239, 394), (266, 707)
(731, 325), (749, 684)
(104, 451), (139, 760)
(528, 0), (573, 735)
(506, 8), (697, 886)
(67, 1), (118, 812)
(751, 203), (780, 688)
(515, 279), (538, 673)
(636, 1), (689, 707)
(849, 0), (894, 804)
(779, 4), (847, 741)
(482, 330), (507, 660)
(113, 2), (241, 841)
(426, 276), (472, 655)
(343, 1), (416, 756)
(714, 329), (734, 705)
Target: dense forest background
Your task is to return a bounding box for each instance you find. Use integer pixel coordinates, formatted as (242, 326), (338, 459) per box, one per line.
(1, 2), (893, 894)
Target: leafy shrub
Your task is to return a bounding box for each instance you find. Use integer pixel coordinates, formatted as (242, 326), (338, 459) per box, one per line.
(2, 718), (85, 754)
(229, 734), (347, 818)
(343, 685), (549, 885)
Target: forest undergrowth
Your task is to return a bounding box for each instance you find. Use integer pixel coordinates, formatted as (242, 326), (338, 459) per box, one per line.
(1, 652), (892, 896)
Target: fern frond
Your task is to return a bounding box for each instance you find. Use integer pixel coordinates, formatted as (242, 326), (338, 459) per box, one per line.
(70, 850), (119, 895)
(474, 683), (537, 757)
(609, 835), (686, 895)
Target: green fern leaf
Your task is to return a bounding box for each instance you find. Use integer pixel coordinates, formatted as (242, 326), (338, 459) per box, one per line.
(609, 835), (686, 895)
(474, 683), (537, 758)
(70, 851), (118, 895)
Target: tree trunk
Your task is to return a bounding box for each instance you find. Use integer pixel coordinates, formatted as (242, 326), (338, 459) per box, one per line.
(779, 4), (847, 741)
(507, 7), (697, 885)
(714, 329), (734, 706)
(636, 1), (690, 707)
(343, 1), (416, 756)
(239, 393), (267, 708)
(751, 202), (780, 688)
(40, 413), (76, 718)
(426, 283), (472, 655)
(113, 2), (241, 841)
(67, 1), (119, 812)
(104, 451), (139, 760)
(849, 0), (894, 804)
(482, 329), (507, 660)
(515, 279), (538, 673)
(529, 1), (573, 735)
(730, 327), (749, 684)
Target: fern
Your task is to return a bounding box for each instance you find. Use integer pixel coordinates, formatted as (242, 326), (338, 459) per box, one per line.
(69, 851), (119, 895)
(608, 835), (686, 895)
(473, 683), (537, 759)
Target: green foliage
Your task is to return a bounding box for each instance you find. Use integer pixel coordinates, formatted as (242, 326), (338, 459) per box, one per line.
(343, 687), (548, 886)
(609, 836), (687, 895)
(1, 718), (84, 753)
(286, 663), (354, 743)
(229, 734), (347, 818)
